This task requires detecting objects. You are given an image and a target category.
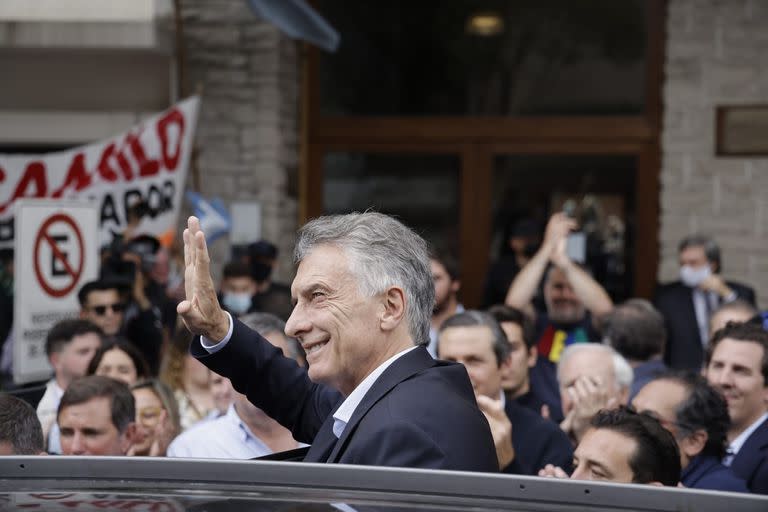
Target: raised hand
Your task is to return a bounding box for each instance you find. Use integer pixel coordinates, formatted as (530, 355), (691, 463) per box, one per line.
(561, 375), (613, 441)
(149, 409), (174, 457)
(538, 463), (569, 479)
(698, 273), (733, 298)
(541, 213), (577, 264)
(476, 394), (515, 470)
(176, 216), (229, 342)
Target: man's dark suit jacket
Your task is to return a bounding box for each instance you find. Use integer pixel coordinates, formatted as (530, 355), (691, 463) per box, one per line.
(653, 280), (755, 370)
(191, 318), (498, 472)
(681, 455), (748, 493)
(502, 399), (573, 475)
(730, 417), (768, 495)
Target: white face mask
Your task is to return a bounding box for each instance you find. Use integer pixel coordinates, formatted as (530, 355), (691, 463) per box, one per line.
(679, 265), (712, 287)
(222, 292), (252, 314)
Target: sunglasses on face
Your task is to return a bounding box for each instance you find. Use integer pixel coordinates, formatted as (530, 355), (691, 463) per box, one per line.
(90, 303), (126, 316)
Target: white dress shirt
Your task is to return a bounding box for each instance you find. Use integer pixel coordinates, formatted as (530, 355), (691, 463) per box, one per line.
(331, 346), (417, 438)
(36, 379), (64, 454)
(36, 379), (63, 437)
(166, 403), (273, 459)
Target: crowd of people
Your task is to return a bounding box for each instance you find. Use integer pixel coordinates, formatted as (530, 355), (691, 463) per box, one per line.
(0, 211), (766, 497)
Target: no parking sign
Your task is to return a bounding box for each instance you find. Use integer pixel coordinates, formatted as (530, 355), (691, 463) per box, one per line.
(13, 200), (99, 384)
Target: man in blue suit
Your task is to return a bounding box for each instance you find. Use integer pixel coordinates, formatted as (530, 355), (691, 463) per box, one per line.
(705, 322), (768, 494)
(177, 213), (497, 471)
(437, 310), (573, 475)
(632, 371), (748, 492)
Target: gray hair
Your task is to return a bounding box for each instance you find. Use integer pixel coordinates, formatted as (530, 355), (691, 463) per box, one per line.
(557, 343), (633, 391)
(438, 310), (511, 366)
(294, 212), (434, 345)
(678, 234), (721, 272)
(239, 312), (301, 361)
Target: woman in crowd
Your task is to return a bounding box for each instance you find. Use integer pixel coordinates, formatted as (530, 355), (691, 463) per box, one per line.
(160, 328), (214, 431)
(87, 338), (151, 386)
(129, 379), (181, 456)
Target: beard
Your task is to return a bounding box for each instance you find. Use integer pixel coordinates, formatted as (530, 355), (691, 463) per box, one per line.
(547, 301), (585, 325)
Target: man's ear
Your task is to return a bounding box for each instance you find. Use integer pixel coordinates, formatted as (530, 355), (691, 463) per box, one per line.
(679, 430), (707, 458)
(121, 422), (139, 455)
(380, 286), (406, 332)
(450, 279), (461, 294)
(49, 352), (60, 372)
(526, 345), (538, 368)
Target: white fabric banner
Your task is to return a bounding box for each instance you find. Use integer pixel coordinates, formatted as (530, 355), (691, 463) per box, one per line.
(0, 96), (200, 249)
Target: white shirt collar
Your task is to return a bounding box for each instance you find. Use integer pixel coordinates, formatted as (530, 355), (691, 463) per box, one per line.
(728, 411), (768, 459)
(332, 346), (418, 438)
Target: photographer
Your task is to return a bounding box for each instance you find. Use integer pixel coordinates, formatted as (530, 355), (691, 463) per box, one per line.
(84, 224), (167, 376)
(504, 212), (613, 420)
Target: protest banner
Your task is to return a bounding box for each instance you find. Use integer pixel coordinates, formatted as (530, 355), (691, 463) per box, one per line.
(0, 96), (200, 250)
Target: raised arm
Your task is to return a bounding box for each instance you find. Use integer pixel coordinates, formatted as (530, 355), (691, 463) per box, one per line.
(505, 213), (576, 309)
(550, 238), (613, 320)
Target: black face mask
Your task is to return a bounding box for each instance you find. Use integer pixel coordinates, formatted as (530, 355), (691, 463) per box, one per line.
(252, 261), (272, 282)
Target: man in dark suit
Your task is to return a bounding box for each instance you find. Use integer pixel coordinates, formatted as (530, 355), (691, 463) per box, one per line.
(705, 322), (768, 494)
(177, 214), (497, 471)
(632, 371), (748, 492)
(437, 310), (573, 475)
(654, 235), (755, 370)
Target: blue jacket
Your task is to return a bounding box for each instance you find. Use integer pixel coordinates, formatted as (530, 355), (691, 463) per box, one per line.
(730, 417), (768, 495)
(681, 455), (749, 493)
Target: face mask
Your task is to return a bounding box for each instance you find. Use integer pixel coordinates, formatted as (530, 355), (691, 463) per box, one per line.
(680, 265), (712, 287)
(222, 292), (252, 314)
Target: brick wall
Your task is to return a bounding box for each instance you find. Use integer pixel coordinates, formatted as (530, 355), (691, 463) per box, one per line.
(180, 0), (299, 282)
(661, 0), (768, 305)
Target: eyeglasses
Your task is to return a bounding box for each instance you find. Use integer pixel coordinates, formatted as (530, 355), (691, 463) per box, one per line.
(89, 303), (126, 316)
(137, 406), (163, 427)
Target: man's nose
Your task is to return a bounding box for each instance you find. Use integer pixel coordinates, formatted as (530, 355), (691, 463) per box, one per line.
(570, 464), (587, 481)
(70, 432), (86, 455)
(714, 367), (734, 387)
(285, 304), (310, 338)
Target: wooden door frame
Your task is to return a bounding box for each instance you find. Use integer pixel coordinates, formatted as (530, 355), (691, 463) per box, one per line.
(300, 1), (666, 306)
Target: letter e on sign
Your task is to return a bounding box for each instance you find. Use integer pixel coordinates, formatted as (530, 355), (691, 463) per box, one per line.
(33, 214), (85, 298)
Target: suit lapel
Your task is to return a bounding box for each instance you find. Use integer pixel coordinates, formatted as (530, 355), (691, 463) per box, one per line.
(731, 418), (768, 478)
(326, 347), (435, 463)
(303, 404), (343, 463)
